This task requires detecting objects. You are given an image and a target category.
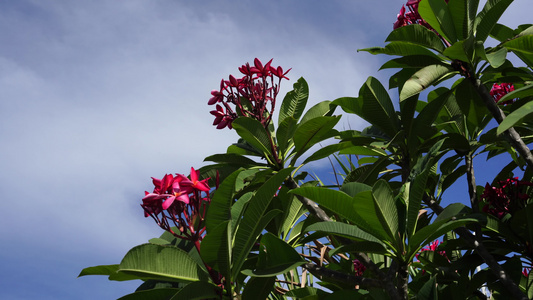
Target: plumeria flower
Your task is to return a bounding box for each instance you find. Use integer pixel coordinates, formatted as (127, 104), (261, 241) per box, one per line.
(490, 83), (515, 105)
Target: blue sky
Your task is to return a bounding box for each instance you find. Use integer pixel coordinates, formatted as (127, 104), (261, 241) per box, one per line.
(0, 1), (530, 299)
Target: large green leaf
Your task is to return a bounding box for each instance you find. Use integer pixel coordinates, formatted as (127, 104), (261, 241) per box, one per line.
(231, 168), (293, 278)
(200, 220), (231, 279)
(169, 281), (220, 300)
(276, 116), (297, 158)
(380, 55), (445, 70)
(299, 100), (336, 124)
(206, 169), (242, 233)
(418, 0), (458, 43)
(305, 221), (385, 245)
(118, 244), (210, 283)
(475, 0), (513, 43)
(400, 64), (455, 101)
(372, 180), (400, 243)
(117, 288), (180, 300)
(231, 117), (273, 161)
(302, 141), (355, 164)
(278, 77), (309, 125)
(503, 34), (533, 55)
(241, 277), (276, 299)
(497, 100), (533, 135)
(291, 116), (340, 163)
(241, 233), (305, 277)
(386, 24), (446, 53)
(78, 264), (142, 282)
(290, 187), (391, 243)
(448, 0), (479, 40)
(359, 41), (443, 60)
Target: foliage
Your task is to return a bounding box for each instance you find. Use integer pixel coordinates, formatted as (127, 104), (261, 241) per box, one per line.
(80, 0), (533, 299)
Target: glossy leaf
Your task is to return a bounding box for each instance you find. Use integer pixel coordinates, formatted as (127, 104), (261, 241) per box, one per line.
(278, 77), (309, 125)
(118, 244), (210, 283)
(231, 117), (273, 160)
(299, 100), (336, 124)
(276, 116), (297, 158)
(386, 24), (446, 53)
(448, 0), (479, 40)
(206, 169), (242, 233)
(497, 99), (533, 135)
(400, 64), (455, 101)
(418, 0), (458, 43)
(372, 180), (400, 243)
(475, 0), (513, 43)
(291, 116), (340, 163)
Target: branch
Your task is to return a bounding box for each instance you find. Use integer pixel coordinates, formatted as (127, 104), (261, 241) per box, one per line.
(423, 196), (528, 300)
(468, 77), (533, 169)
(285, 177), (401, 300)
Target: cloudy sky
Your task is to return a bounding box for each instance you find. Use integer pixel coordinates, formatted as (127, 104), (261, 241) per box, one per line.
(0, 1), (530, 299)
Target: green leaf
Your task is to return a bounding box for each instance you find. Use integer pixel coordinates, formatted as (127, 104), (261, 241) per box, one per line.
(231, 168), (294, 278)
(448, 0), (479, 40)
(117, 288), (180, 300)
(276, 116), (297, 158)
(118, 244), (210, 283)
(475, 0), (513, 43)
(290, 187), (391, 243)
(241, 277), (276, 299)
(400, 64), (455, 101)
(302, 141), (355, 164)
(78, 264), (119, 277)
(169, 281), (220, 300)
(200, 221), (231, 279)
(417, 275), (437, 300)
(242, 233), (305, 277)
(305, 221), (385, 245)
(380, 55), (445, 70)
(206, 169), (242, 233)
(278, 77), (309, 125)
(291, 116), (340, 163)
(231, 117), (273, 160)
(497, 99), (533, 135)
(329, 241), (388, 256)
(372, 180), (400, 243)
(386, 24), (446, 52)
(359, 41), (443, 59)
(486, 47), (508, 68)
(503, 34), (533, 55)
(443, 38), (473, 62)
(203, 153), (260, 167)
(299, 100), (336, 124)
(418, 0), (458, 43)
(285, 287), (327, 299)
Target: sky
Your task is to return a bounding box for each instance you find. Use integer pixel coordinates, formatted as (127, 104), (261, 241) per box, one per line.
(0, 1), (530, 299)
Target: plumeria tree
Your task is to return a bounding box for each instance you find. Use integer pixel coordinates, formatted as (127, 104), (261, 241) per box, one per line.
(79, 0), (533, 299)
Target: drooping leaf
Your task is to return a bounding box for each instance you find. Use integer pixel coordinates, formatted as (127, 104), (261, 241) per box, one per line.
(386, 24), (446, 53)
(497, 99), (533, 135)
(400, 64), (455, 101)
(278, 77), (309, 125)
(231, 117), (273, 161)
(291, 116), (340, 163)
(118, 244), (210, 283)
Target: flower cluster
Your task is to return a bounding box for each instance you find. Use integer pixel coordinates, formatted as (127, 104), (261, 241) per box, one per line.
(141, 167), (211, 241)
(353, 259), (366, 277)
(208, 58), (291, 129)
(393, 0), (446, 30)
(481, 177), (533, 219)
(490, 83), (515, 105)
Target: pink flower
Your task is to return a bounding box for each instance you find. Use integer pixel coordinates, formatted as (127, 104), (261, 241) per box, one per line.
(416, 240), (447, 261)
(490, 83), (515, 105)
(177, 167), (210, 192)
(142, 174), (190, 211)
(208, 58), (290, 129)
(393, 0), (448, 30)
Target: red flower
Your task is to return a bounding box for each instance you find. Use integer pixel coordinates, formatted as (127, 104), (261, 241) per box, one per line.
(177, 167), (210, 192)
(208, 58), (290, 129)
(353, 259), (366, 277)
(416, 240), (448, 261)
(490, 83), (515, 105)
(481, 177), (533, 219)
(393, 0), (448, 31)
(142, 174), (190, 210)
